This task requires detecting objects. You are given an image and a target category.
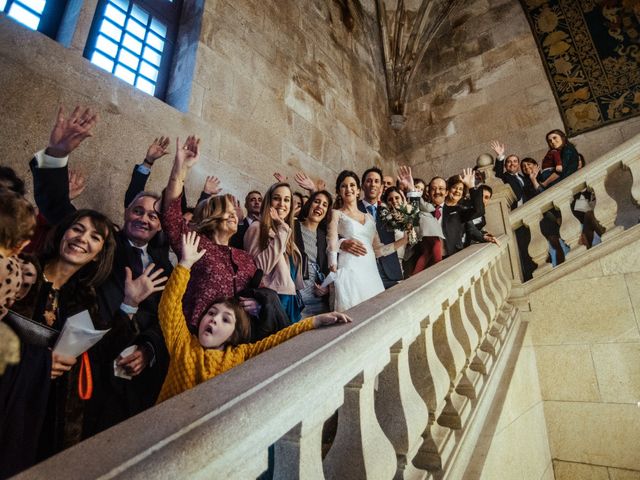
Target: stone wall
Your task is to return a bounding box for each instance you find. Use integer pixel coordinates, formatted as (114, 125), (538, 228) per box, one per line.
(396, 0), (640, 181)
(526, 228), (640, 474)
(464, 320), (554, 480)
(0, 0), (392, 222)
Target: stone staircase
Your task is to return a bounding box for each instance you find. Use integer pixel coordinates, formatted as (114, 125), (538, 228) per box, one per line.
(17, 135), (640, 479)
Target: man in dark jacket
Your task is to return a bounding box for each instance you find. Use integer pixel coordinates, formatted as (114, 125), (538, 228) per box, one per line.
(428, 172), (484, 258)
(356, 167), (402, 289)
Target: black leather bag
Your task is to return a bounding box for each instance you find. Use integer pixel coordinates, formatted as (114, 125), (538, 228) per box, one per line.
(2, 310), (59, 348)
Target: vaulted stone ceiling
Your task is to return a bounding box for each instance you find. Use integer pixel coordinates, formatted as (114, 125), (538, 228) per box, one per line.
(373, 0), (461, 129)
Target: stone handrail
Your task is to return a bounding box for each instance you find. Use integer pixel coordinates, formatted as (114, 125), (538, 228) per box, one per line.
(507, 133), (640, 278)
(18, 239), (517, 479)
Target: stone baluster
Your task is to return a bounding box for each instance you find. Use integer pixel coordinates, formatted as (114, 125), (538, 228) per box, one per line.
(522, 212), (553, 277)
(458, 283), (485, 392)
(433, 299), (472, 432)
(486, 259), (507, 310)
(587, 171), (620, 240)
(554, 191), (586, 257)
(475, 268), (498, 362)
(468, 275), (493, 376)
(496, 250), (513, 299)
(485, 264), (507, 346)
(324, 366), (397, 480)
(493, 253), (511, 302)
(273, 391), (344, 479)
(443, 289), (479, 433)
(489, 257), (517, 331)
(409, 315), (456, 474)
(478, 266), (506, 356)
(622, 155), (640, 205)
(376, 329), (429, 480)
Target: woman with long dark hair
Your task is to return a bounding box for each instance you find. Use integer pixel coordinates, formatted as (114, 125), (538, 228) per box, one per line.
(295, 190), (333, 316)
(538, 129), (580, 265)
(0, 209), (162, 477)
(539, 129), (580, 189)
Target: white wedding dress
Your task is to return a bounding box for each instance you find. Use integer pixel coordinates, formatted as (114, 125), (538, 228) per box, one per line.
(329, 211), (385, 311)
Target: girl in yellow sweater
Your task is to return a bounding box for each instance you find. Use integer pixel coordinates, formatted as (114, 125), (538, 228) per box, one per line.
(157, 232), (352, 403)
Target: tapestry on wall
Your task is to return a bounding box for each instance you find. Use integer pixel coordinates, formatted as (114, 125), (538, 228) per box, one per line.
(520, 0), (640, 136)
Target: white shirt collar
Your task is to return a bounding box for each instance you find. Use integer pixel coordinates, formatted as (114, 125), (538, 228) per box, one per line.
(127, 239), (149, 254)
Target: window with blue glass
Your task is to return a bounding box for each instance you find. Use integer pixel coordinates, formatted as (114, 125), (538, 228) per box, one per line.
(1, 0), (67, 38)
(84, 0), (181, 98)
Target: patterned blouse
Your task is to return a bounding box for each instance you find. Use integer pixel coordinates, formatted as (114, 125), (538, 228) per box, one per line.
(161, 195), (257, 329)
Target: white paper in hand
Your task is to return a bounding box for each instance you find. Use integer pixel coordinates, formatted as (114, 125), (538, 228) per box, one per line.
(53, 310), (110, 357)
(320, 271), (337, 289)
(114, 345), (137, 380)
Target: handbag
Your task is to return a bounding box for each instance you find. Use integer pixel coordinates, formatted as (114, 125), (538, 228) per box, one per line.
(2, 309), (59, 348)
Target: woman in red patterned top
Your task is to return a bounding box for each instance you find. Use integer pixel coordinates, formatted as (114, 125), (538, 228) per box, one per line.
(161, 136), (258, 330)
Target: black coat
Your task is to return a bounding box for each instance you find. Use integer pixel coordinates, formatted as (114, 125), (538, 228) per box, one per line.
(493, 159), (541, 209)
(230, 218), (252, 250)
(441, 187), (485, 256)
(0, 273), (139, 478)
(86, 231), (172, 436)
(464, 216), (487, 247)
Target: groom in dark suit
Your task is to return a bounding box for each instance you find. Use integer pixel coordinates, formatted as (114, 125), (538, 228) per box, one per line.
(354, 167), (403, 289)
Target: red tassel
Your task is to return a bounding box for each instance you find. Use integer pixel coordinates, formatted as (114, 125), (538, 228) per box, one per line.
(78, 351), (93, 400)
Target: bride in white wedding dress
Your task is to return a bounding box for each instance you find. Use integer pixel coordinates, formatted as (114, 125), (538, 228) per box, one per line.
(327, 170), (407, 311)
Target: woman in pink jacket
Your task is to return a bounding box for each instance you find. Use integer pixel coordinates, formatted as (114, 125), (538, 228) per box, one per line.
(244, 182), (304, 323)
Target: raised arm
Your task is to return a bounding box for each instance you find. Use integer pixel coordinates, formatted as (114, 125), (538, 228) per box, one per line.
(31, 105), (98, 224)
(194, 175), (221, 207)
(158, 234), (203, 349)
(460, 187), (485, 223)
(294, 171), (317, 193)
(124, 136), (170, 208)
(490, 140), (507, 180)
(164, 135), (200, 209)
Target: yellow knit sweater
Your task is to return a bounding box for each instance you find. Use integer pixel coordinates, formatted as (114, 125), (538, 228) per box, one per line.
(157, 265), (315, 403)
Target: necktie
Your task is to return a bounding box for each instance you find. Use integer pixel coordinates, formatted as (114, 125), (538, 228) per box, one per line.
(367, 204), (377, 221)
(434, 205), (442, 220)
(515, 174), (525, 187)
(131, 247), (144, 278)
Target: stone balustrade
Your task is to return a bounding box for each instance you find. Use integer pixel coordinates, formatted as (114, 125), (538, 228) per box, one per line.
(18, 239), (517, 480)
(506, 133), (640, 279)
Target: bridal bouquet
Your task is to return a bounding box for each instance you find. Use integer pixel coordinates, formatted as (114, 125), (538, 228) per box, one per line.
(379, 203), (420, 245)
